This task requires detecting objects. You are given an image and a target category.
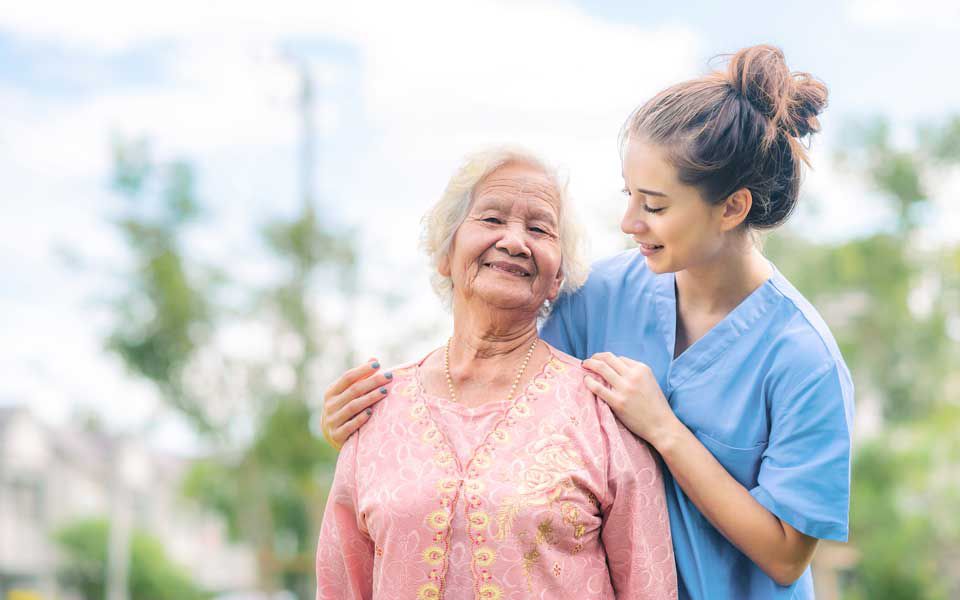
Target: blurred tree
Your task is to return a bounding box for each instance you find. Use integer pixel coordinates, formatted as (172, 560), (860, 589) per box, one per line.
(55, 518), (209, 600)
(769, 116), (958, 423)
(104, 135), (355, 599)
(107, 140), (218, 432)
(766, 115), (960, 599)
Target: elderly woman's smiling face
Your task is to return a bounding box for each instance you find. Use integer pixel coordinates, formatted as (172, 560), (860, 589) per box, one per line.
(440, 161), (564, 314)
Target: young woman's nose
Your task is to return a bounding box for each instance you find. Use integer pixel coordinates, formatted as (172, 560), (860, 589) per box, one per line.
(620, 208), (651, 236)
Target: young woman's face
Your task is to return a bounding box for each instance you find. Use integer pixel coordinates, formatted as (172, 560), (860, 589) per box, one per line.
(620, 139), (728, 274)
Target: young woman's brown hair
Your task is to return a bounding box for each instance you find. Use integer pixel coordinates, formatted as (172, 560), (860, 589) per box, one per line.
(622, 44), (828, 230)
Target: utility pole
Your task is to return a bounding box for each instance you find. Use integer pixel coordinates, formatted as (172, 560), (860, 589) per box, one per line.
(105, 441), (132, 600)
(297, 60), (316, 214)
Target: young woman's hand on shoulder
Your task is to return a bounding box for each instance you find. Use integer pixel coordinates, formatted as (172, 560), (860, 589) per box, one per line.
(582, 352), (682, 450)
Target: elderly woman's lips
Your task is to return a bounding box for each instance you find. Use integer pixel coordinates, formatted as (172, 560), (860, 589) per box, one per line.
(485, 261), (531, 277)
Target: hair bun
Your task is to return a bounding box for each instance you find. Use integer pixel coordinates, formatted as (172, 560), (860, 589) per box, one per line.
(726, 45), (828, 138)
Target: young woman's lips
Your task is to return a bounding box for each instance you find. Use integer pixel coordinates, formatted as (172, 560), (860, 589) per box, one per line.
(638, 242), (663, 257)
(485, 261), (532, 277)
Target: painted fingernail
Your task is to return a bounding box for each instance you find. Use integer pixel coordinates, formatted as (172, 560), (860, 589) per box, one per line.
(371, 361), (380, 369)
(384, 372), (393, 380)
(365, 408), (373, 416)
(379, 387), (387, 394)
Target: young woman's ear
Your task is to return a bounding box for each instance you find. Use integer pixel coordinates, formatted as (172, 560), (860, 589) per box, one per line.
(719, 188), (753, 231)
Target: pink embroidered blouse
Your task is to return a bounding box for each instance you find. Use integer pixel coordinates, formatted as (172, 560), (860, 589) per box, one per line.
(316, 347), (677, 599)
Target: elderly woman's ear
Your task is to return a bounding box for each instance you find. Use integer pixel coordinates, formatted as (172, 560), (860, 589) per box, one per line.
(547, 270), (563, 302)
(438, 253), (451, 278)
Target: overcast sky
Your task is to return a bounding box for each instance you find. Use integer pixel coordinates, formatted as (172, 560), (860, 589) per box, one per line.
(2, 0), (958, 452)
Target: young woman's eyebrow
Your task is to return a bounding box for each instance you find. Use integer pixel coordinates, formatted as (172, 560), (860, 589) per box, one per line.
(634, 187), (668, 198)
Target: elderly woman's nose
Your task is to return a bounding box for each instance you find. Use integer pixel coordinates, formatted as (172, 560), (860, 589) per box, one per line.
(495, 227), (532, 256)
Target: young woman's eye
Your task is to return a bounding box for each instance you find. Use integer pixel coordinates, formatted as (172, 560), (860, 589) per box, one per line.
(621, 187), (631, 197)
(643, 204), (666, 214)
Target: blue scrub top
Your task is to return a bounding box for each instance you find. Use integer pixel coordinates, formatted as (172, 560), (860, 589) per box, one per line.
(541, 250), (854, 600)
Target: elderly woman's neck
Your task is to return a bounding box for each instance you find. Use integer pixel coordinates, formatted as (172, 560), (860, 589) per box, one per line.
(448, 305), (541, 360)
(450, 327), (539, 360)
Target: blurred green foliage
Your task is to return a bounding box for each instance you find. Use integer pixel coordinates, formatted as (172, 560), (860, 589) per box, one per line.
(767, 115), (960, 599)
(107, 140), (217, 432)
(104, 138), (354, 599)
(54, 519), (209, 600)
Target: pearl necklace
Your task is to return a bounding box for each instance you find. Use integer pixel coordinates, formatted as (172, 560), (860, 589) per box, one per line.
(443, 337), (539, 404)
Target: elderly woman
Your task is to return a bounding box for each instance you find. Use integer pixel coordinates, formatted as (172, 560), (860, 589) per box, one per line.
(316, 148), (677, 599)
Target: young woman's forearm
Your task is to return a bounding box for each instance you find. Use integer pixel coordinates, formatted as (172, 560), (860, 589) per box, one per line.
(651, 418), (818, 586)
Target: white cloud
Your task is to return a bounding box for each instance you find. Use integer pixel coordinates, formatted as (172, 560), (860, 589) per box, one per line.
(845, 0), (960, 29)
(2, 1), (700, 191)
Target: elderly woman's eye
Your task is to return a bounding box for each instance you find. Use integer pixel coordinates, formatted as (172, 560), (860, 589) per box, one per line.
(529, 226), (548, 234)
(482, 217), (503, 224)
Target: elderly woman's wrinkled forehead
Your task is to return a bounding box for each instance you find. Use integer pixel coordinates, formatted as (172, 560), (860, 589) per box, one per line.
(472, 161), (562, 214)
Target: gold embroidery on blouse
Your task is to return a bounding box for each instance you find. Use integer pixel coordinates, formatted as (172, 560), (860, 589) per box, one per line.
(467, 511), (490, 531)
(422, 425), (441, 443)
(473, 448), (493, 469)
(417, 582), (441, 600)
(433, 449), (455, 467)
(518, 516), (568, 591)
(561, 502), (588, 539)
(425, 510), (449, 531)
(494, 430), (585, 540)
(422, 546), (445, 566)
(436, 477), (458, 494)
(510, 402), (531, 418)
(478, 584), (503, 600)
(494, 498), (522, 541)
(493, 412), (594, 594)
(522, 547), (541, 591)
(405, 357), (580, 598)
(531, 379), (551, 393)
(474, 547), (496, 567)
(535, 517), (557, 546)
(490, 427), (510, 444)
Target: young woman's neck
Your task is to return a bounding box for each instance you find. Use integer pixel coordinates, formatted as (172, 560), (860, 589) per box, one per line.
(674, 238), (772, 315)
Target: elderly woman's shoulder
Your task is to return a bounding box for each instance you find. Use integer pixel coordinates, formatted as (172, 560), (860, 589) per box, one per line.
(544, 346), (586, 373)
(370, 359), (422, 410)
(388, 360), (420, 378)
(544, 346), (658, 457)
(543, 348), (606, 411)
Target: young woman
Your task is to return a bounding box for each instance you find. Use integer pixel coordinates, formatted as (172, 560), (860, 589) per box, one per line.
(322, 45), (853, 599)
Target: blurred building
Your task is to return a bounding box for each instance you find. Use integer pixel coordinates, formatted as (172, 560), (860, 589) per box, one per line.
(0, 405), (258, 600)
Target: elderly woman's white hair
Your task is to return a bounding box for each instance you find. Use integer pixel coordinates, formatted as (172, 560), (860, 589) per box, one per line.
(421, 146), (590, 312)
